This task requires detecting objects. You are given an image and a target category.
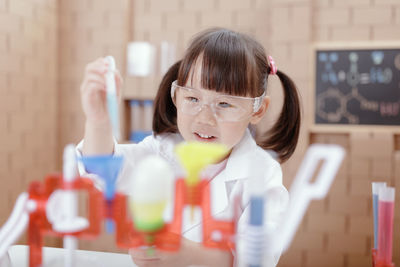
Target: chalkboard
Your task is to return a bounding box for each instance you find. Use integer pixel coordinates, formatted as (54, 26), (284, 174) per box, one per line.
(315, 47), (400, 126)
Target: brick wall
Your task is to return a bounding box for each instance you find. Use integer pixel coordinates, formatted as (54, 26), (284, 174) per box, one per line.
(1, 0), (399, 265)
(296, 1), (400, 266)
(58, 0), (130, 153)
(0, 0), (58, 245)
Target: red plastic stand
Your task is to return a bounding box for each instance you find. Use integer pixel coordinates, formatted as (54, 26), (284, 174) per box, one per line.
(26, 174), (236, 267)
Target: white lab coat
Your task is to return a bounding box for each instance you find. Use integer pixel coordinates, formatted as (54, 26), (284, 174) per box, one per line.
(76, 129), (288, 267)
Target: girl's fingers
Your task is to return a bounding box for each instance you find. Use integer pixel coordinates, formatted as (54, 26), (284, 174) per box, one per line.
(83, 60), (122, 91)
(83, 73), (107, 88)
(131, 259), (159, 267)
(85, 57), (109, 76)
(83, 81), (106, 96)
(80, 64), (108, 97)
(81, 81), (107, 115)
(129, 248), (161, 267)
(80, 80), (106, 98)
(81, 57), (124, 103)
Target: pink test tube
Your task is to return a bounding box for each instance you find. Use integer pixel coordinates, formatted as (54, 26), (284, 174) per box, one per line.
(377, 186), (395, 267)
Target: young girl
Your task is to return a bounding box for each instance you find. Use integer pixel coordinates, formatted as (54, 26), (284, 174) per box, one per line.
(78, 28), (301, 267)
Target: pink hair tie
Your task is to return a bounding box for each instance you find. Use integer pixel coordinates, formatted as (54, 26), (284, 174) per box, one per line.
(268, 55), (277, 75)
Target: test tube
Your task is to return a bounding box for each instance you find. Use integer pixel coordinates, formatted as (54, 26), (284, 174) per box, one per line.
(377, 186), (395, 266)
(372, 182), (387, 250)
(142, 100), (153, 135)
(130, 100), (142, 143)
(245, 191), (265, 267)
(105, 56), (120, 141)
(63, 145), (79, 267)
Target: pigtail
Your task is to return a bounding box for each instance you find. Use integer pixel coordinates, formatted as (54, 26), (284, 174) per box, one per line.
(152, 60), (181, 135)
(258, 70), (301, 163)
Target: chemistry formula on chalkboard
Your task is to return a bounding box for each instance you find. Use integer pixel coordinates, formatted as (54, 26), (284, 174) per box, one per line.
(315, 48), (400, 126)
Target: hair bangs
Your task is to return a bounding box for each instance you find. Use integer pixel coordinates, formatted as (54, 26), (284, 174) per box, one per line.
(178, 28), (261, 97)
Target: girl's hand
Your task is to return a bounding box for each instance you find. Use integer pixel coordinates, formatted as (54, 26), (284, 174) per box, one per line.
(80, 57), (123, 126)
(129, 236), (232, 267)
(129, 246), (186, 267)
(129, 237), (194, 267)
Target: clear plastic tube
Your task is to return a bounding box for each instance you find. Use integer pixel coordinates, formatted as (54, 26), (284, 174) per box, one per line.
(372, 182), (386, 250)
(105, 56), (120, 141)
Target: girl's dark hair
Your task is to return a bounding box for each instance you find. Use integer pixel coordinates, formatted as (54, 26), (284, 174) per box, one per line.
(152, 28), (301, 162)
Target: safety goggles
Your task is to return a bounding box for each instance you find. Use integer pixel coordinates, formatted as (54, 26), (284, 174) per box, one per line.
(170, 80), (266, 122)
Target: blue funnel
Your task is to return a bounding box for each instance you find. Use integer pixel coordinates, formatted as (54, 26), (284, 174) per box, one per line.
(79, 155), (124, 201)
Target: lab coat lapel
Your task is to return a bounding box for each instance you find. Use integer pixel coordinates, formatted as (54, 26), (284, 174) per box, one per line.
(210, 129), (256, 216)
(210, 171), (229, 216)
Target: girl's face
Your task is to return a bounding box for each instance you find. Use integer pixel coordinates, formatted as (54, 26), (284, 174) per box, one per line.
(175, 64), (269, 151)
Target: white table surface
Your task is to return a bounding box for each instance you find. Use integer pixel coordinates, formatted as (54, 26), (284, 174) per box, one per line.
(5, 245), (136, 267)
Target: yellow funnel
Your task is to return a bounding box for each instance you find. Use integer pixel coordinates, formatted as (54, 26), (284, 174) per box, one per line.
(175, 142), (228, 186)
